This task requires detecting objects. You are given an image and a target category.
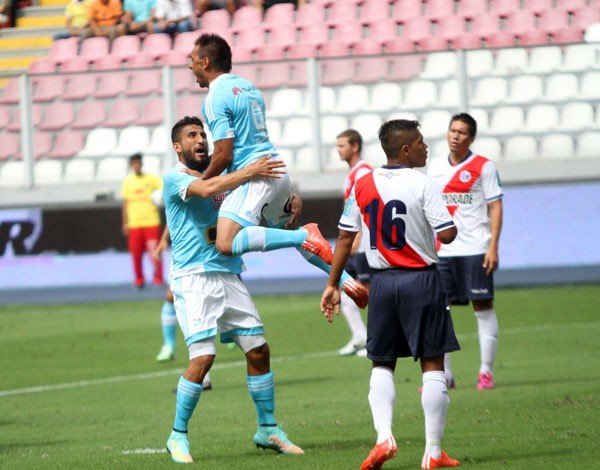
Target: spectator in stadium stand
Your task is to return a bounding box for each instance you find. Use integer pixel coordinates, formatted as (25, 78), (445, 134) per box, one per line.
(121, 153), (164, 289)
(196, 0), (238, 17)
(122, 0), (156, 34)
(252, 0), (304, 12)
(0, 0), (17, 27)
(427, 112), (503, 392)
(80, 0), (126, 42)
(53, 0), (91, 41)
(321, 119), (461, 470)
(151, 0), (194, 35)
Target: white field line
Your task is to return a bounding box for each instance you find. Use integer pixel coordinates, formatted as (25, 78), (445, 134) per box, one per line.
(121, 448), (167, 455)
(1, 321), (598, 398)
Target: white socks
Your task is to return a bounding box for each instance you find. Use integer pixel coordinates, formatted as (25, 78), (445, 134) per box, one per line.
(368, 367), (396, 444)
(443, 353), (453, 384)
(341, 291), (367, 343)
(475, 308), (499, 374)
(421, 371), (449, 459)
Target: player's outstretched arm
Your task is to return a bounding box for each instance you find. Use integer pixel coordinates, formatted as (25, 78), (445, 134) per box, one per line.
(201, 138), (234, 180)
(186, 156), (285, 199)
(484, 199), (503, 275)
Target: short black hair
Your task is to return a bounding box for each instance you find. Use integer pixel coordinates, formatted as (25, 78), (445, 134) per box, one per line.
(129, 153), (142, 163)
(337, 129), (363, 152)
(194, 33), (232, 73)
(450, 112), (477, 138)
(171, 116), (204, 143)
(378, 120), (420, 159)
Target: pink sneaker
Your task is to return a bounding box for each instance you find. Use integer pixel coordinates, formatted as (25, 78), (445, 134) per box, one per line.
(477, 372), (495, 390)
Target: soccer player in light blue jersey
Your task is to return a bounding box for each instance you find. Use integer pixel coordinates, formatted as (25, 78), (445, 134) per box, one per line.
(162, 116), (304, 464)
(187, 33), (369, 309)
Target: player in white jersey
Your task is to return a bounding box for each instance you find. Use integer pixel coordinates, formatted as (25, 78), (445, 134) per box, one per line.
(161, 116), (303, 464)
(336, 129), (373, 356)
(321, 120), (461, 470)
(427, 113), (503, 391)
(186, 33), (369, 309)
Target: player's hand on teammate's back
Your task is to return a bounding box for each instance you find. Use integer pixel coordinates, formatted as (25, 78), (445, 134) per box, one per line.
(320, 286), (341, 323)
(246, 156), (286, 179)
(483, 248), (499, 275)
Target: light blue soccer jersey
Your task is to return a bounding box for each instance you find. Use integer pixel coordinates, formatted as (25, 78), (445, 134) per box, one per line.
(163, 162), (244, 277)
(202, 73), (276, 172)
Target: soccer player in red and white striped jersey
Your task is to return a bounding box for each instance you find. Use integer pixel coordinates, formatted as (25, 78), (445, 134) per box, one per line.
(428, 113), (503, 391)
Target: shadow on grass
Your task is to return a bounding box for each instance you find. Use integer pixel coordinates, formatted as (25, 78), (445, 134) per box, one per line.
(461, 446), (571, 465)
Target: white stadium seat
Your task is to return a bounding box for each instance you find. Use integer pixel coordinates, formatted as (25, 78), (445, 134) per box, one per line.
(468, 108), (489, 133)
(508, 75), (543, 104)
(144, 126), (170, 155)
(466, 49), (494, 77)
(472, 77), (508, 106)
(421, 110), (453, 139)
(560, 103), (595, 132)
(494, 48), (528, 75)
(364, 142), (386, 167)
(540, 134), (574, 159)
(471, 137), (501, 161)
(420, 52), (458, 79)
(503, 136), (538, 161)
(576, 132), (600, 158)
(0, 161), (24, 187)
(402, 80), (437, 109)
(438, 80), (460, 107)
(281, 117), (310, 146)
(96, 156), (128, 181)
(266, 118), (282, 146)
(580, 72), (600, 100)
(276, 147), (296, 172)
(430, 139), (448, 158)
(367, 83), (402, 112)
(326, 146), (347, 171)
(524, 105), (559, 133)
(489, 106), (525, 134)
(267, 88), (304, 117)
(527, 46), (562, 74)
(350, 114), (383, 143)
(562, 44), (598, 72)
(34, 160), (62, 185)
(334, 84), (370, 113)
(112, 126), (150, 156)
(64, 159), (95, 183)
(77, 128), (117, 158)
(143, 155), (162, 176)
(545, 73), (578, 102)
(321, 115), (349, 145)
(295, 147), (319, 173)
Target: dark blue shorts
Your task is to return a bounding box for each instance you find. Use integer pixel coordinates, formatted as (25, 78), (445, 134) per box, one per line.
(438, 254), (494, 305)
(345, 252), (374, 284)
(367, 266), (460, 362)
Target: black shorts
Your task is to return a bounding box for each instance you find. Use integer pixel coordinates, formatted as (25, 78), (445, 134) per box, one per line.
(345, 252), (374, 284)
(367, 266), (460, 362)
(437, 254), (494, 305)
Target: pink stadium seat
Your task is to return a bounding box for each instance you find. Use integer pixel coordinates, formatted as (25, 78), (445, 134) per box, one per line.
(63, 73), (97, 100)
(361, 0), (392, 22)
(231, 6), (262, 31)
(296, 2), (325, 24)
(160, 49), (189, 66)
(94, 70), (128, 98)
(0, 133), (18, 159)
(552, 28), (584, 44)
(538, 9), (569, 35)
(47, 130), (84, 159)
(15, 133), (52, 160)
(176, 95), (203, 119)
(256, 44), (286, 60)
(32, 75), (64, 102)
(320, 40), (351, 57)
(436, 15), (467, 42)
(320, 58), (355, 85)
(231, 45), (253, 62)
(555, 0), (586, 13)
(267, 25), (298, 47)
(200, 9), (230, 30)
(80, 37), (110, 63)
(264, 2), (295, 25)
(458, 0), (487, 18)
(452, 33), (482, 49)
(402, 16), (433, 44)
(137, 98), (164, 126)
(0, 79), (19, 104)
(519, 30), (550, 46)
(236, 26), (266, 52)
(471, 13), (502, 37)
(287, 43), (318, 59)
(523, 0), (553, 14)
(367, 18), (397, 42)
(126, 53), (154, 68)
(28, 59), (55, 74)
(419, 36), (450, 51)
(354, 57), (388, 83)
(392, 0), (422, 22)
(257, 63), (290, 89)
(94, 55), (122, 70)
(572, 6), (600, 30)
(104, 100), (139, 127)
(141, 33), (172, 60)
(47, 37), (79, 65)
(127, 69), (161, 96)
(505, 10), (537, 35)
(425, 0), (455, 20)
(111, 35), (141, 61)
(332, 21), (363, 45)
(39, 101), (74, 131)
(490, 0), (520, 16)
(299, 22), (330, 46)
(288, 61), (307, 87)
(486, 31), (517, 47)
(71, 101), (106, 129)
(173, 31), (199, 53)
(388, 55), (422, 80)
(326, 0), (358, 24)
(61, 56), (89, 72)
(353, 39), (384, 55)
(0, 105), (9, 129)
(232, 63), (259, 84)
(384, 36), (415, 53)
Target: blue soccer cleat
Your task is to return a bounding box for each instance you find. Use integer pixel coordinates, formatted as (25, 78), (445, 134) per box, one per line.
(253, 426), (304, 455)
(166, 430), (193, 463)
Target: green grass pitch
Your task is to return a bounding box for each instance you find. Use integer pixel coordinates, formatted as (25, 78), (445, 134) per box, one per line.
(0, 285), (599, 469)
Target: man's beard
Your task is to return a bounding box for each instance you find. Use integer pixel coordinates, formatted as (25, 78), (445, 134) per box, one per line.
(182, 149), (210, 172)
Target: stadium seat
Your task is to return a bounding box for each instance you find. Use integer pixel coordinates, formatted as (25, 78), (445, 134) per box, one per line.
(257, 63), (290, 89)
(387, 110), (418, 121)
(367, 18), (398, 43)
(265, 118), (282, 146)
(200, 8), (230, 31)
(173, 31), (198, 53)
(236, 26), (266, 52)
(47, 130), (85, 159)
(538, 9), (569, 36)
(63, 158), (95, 182)
(584, 23), (600, 42)
(264, 2), (295, 25)
(465, 49), (493, 77)
(350, 114), (382, 143)
(503, 136), (537, 161)
(436, 15), (467, 43)
(71, 101), (106, 130)
(160, 49), (188, 67)
(104, 100), (139, 128)
(519, 29), (550, 46)
(576, 131), (600, 158)
(127, 68), (162, 97)
(7, 105), (42, 132)
(77, 128), (117, 158)
(0, 79), (19, 104)
(17, 132), (53, 160)
(489, 106), (525, 134)
(267, 88), (304, 117)
(471, 137), (501, 160)
(580, 72), (600, 100)
(438, 80), (460, 107)
(471, 13), (502, 38)
(94, 62), (128, 99)
(327, 0), (359, 24)
(32, 74), (64, 102)
(494, 48), (528, 75)
(527, 46), (563, 73)
(332, 21), (363, 45)
(471, 77), (508, 105)
(137, 98), (164, 126)
(0, 105), (9, 130)
(353, 39), (384, 57)
(401, 80), (437, 109)
(508, 75), (543, 103)
(402, 16), (433, 45)
(505, 10), (536, 35)
(363, 142), (386, 166)
(145, 126), (170, 155)
(334, 84), (369, 114)
(560, 102), (595, 132)
(458, 0), (487, 18)
(96, 156), (128, 181)
(61, 56), (90, 72)
(296, 1), (325, 24)
(468, 108), (489, 133)
(452, 33), (482, 49)
(0, 133), (18, 160)
(281, 117), (311, 146)
(111, 126), (150, 156)
(490, 0), (519, 16)
(142, 154), (162, 175)
(552, 28), (584, 44)
(295, 146), (320, 173)
(430, 139), (448, 158)
(0, 161), (24, 186)
(231, 5), (262, 31)
(266, 25), (298, 49)
(387, 55), (422, 80)
(420, 51), (457, 78)
(562, 44), (597, 72)
(34, 160), (62, 185)
(80, 37), (110, 64)
(354, 57), (389, 83)
(540, 134), (574, 159)
(424, 0), (455, 20)
(47, 37), (79, 65)
(320, 58), (355, 86)
(524, 104), (559, 132)
(366, 83), (402, 112)
(176, 94), (203, 119)
(391, 0), (422, 21)
(384, 36), (416, 54)
(545, 73), (578, 102)
(39, 101), (74, 131)
(298, 22), (330, 47)
(318, 40), (351, 58)
(523, 0), (552, 13)
(421, 110), (452, 138)
(231, 45), (254, 63)
(556, 0), (587, 11)
(572, 6), (600, 30)
(141, 33), (172, 60)
(275, 148), (295, 172)
(28, 59), (56, 75)
(111, 35), (141, 62)
(361, 0), (392, 22)
(325, 146), (346, 171)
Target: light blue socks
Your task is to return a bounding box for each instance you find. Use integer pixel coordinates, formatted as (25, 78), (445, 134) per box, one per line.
(247, 372), (276, 426)
(231, 226), (307, 256)
(161, 301), (177, 349)
(173, 376), (203, 433)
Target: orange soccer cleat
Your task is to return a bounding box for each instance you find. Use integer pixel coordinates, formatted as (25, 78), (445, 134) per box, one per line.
(477, 372), (495, 390)
(301, 223), (333, 264)
(421, 451), (461, 469)
(342, 278), (369, 309)
(360, 436), (397, 470)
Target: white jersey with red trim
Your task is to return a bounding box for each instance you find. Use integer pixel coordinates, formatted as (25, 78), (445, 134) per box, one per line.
(427, 152), (503, 257)
(343, 160), (373, 201)
(339, 165), (455, 269)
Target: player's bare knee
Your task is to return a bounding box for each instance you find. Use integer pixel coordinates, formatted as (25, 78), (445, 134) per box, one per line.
(185, 355), (215, 384)
(166, 288), (174, 303)
(420, 355), (444, 373)
(473, 299), (493, 311)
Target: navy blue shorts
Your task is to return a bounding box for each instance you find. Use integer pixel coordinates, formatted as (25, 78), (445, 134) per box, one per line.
(367, 266), (460, 362)
(438, 254), (494, 305)
(345, 252), (374, 284)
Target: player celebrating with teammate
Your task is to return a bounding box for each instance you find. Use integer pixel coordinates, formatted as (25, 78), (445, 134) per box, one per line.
(428, 113), (503, 391)
(187, 33), (368, 308)
(321, 120), (461, 470)
(162, 116), (303, 464)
